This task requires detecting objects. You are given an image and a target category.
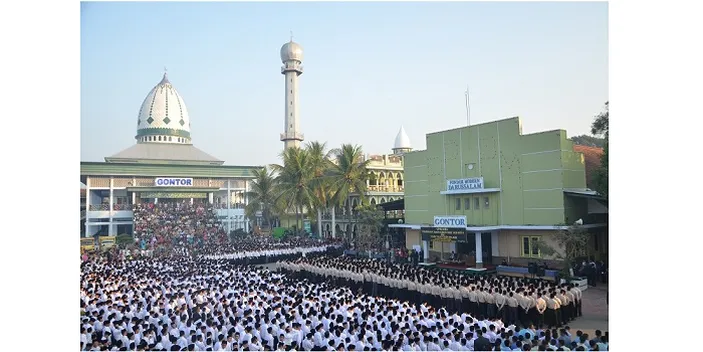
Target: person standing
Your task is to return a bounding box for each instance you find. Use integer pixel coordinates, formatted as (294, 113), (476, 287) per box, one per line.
(506, 292), (519, 326)
(545, 293), (557, 329)
(535, 292), (547, 329)
(485, 288), (496, 319)
(468, 286), (479, 317)
(495, 289), (506, 323)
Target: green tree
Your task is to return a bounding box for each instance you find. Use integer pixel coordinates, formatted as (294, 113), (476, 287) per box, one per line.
(591, 101), (609, 199)
(327, 144), (372, 239)
(570, 134), (605, 148)
(272, 147), (316, 232)
(305, 141), (335, 237)
(535, 224), (590, 277)
(354, 203), (385, 251)
(245, 167), (280, 230)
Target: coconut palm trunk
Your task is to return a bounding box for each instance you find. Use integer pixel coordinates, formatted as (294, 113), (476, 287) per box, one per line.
(331, 205), (336, 238)
(317, 208), (322, 237)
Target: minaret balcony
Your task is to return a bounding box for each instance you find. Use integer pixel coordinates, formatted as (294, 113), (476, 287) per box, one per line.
(281, 65), (304, 74)
(280, 132), (305, 141)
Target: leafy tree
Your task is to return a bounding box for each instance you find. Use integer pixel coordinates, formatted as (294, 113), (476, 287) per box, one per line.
(327, 144), (372, 239)
(354, 204), (385, 251)
(535, 224), (590, 277)
(570, 134), (605, 148)
(272, 147), (316, 231)
(245, 167), (280, 230)
(305, 141), (335, 237)
(590, 102), (609, 199)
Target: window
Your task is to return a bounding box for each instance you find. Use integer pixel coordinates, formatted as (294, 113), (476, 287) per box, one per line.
(484, 197), (490, 209)
(429, 241), (434, 250)
(464, 198), (470, 210)
(521, 236), (541, 258)
(168, 136), (172, 141)
(455, 198), (461, 210)
(474, 197), (480, 209)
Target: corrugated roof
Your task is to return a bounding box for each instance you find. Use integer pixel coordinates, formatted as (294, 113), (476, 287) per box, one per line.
(105, 143), (223, 165)
(573, 144), (604, 189)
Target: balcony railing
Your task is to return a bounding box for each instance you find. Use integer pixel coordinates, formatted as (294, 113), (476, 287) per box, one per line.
(213, 203), (246, 209)
(280, 132), (304, 141)
(88, 204), (133, 211)
(367, 185), (404, 193)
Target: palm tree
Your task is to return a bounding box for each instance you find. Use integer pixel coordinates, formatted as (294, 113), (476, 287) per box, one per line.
(245, 167), (280, 231)
(327, 144), (372, 240)
(272, 147), (316, 232)
(305, 141), (335, 237)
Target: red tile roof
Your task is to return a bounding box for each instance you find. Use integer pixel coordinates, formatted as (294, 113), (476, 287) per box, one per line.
(573, 144), (604, 189)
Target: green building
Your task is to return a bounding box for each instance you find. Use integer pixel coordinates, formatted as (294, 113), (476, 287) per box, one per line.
(392, 117), (607, 268)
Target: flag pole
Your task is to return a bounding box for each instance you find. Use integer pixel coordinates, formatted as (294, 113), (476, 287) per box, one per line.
(464, 86), (471, 126)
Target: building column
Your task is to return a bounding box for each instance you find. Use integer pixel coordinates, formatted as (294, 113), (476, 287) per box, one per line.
(108, 178), (114, 236)
(85, 178), (91, 237)
(190, 198), (194, 204)
(422, 240), (429, 262)
(132, 191), (136, 205)
(227, 180), (231, 234)
(475, 232), (483, 268)
(208, 192), (213, 203)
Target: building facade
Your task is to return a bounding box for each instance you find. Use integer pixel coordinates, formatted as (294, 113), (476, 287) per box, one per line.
(81, 72), (261, 237)
(319, 127), (413, 238)
(393, 117), (607, 267)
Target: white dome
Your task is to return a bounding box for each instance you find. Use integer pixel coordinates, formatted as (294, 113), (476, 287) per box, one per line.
(135, 73), (192, 144)
(280, 40), (304, 62)
(394, 126), (412, 150)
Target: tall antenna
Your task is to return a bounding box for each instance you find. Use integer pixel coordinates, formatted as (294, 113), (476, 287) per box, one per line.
(290, 30), (294, 41)
(464, 85), (471, 126)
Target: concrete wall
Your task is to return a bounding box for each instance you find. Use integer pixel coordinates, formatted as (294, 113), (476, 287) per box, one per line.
(405, 229), (421, 250)
(404, 117), (590, 227)
(496, 229), (565, 266)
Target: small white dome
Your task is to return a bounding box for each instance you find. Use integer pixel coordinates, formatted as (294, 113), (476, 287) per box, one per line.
(394, 126), (412, 150)
(280, 40), (304, 62)
(135, 73), (192, 144)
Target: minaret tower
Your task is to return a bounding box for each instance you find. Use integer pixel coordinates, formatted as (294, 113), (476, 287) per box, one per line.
(279, 35), (304, 150)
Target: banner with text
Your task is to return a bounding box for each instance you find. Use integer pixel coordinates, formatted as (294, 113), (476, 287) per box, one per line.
(446, 177), (484, 191)
(154, 177), (194, 187)
(433, 215), (467, 228)
(421, 227), (467, 243)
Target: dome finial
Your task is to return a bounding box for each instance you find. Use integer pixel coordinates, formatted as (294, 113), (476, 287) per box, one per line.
(290, 30), (294, 42)
(160, 67), (170, 85)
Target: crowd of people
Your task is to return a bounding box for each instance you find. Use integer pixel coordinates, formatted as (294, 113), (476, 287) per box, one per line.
(80, 250), (608, 351)
(279, 256), (584, 331)
(79, 201), (607, 351)
(132, 202), (228, 250)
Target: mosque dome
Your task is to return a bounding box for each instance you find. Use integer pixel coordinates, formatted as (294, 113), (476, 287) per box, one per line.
(393, 126), (412, 150)
(135, 72), (192, 144)
(280, 40), (304, 62)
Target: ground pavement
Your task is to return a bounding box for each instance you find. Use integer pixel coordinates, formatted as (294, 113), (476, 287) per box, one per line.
(567, 283), (609, 336)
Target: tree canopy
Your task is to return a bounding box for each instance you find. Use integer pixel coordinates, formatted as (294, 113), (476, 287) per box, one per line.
(590, 101), (609, 199)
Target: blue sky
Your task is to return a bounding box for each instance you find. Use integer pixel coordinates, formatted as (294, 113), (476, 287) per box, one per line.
(81, 1), (608, 166)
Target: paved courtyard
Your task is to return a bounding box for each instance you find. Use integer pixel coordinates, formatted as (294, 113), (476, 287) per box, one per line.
(567, 284), (609, 335)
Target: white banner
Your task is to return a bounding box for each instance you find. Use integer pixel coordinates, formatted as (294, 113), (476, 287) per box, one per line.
(154, 177), (194, 187)
(447, 177), (484, 191)
(433, 216), (467, 228)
